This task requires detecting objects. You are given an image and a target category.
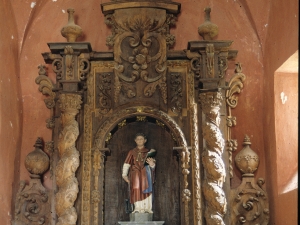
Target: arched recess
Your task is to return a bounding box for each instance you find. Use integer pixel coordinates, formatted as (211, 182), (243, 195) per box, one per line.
(93, 106), (188, 148)
(92, 106), (190, 225)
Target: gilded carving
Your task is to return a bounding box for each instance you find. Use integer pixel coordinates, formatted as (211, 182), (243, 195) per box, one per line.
(136, 116), (147, 122)
(199, 91), (226, 225)
(97, 72), (112, 114)
(105, 8), (177, 104)
(118, 119), (127, 129)
(55, 93), (82, 225)
(188, 70), (202, 224)
(231, 136), (269, 225)
(170, 72), (183, 115)
(35, 64), (56, 109)
(13, 138), (50, 225)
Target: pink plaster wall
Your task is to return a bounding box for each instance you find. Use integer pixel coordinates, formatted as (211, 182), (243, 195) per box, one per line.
(0, 0), (298, 224)
(0, 0), (22, 223)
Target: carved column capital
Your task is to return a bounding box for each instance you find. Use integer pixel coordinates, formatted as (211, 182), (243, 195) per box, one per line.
(58, 93), (82, 114)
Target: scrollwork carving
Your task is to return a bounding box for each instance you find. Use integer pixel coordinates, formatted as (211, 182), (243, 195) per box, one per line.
(52, 58), (63, 80)
(106, 8), (175, 104)
(79, 58), (90, 81)
(35, 64), (56, 109)
(226, 63), (246, 178)
(226, 62), (246, 109)
(199, 91), (226, 225)
(231, 176), (269, 225)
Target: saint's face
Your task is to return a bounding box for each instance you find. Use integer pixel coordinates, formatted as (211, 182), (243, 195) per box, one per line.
(135, 136), (146, 147)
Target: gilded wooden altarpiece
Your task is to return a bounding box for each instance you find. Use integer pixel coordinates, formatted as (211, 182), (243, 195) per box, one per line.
(13, 1), (270, 225)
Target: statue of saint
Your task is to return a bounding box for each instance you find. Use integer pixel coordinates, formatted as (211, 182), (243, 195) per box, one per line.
(122, 133), (156, 213)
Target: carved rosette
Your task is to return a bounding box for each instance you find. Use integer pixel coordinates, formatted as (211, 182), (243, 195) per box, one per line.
(231, 136), (269, 225)
(55, 93), (82, 225)
(199, 92), (226, 225)
(13, 138), (50, 225)
(105, 8), (177, 104)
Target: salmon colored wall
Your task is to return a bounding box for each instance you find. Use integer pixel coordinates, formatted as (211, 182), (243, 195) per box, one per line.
(272, 52), (298, 225)
(262, 0), (298, 224)
(0, 0), (22, 223)
(0, 0), (298, 224)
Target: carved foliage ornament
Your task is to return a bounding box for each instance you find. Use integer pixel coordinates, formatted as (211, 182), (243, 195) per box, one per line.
(105, 9), (176, 103)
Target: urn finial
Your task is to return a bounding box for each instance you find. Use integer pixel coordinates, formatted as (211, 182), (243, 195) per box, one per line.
(235, 135), (259, 176)
(198, 7), (219, 40)
(61, 8), (83, 42)
(24, 137), (50, 178)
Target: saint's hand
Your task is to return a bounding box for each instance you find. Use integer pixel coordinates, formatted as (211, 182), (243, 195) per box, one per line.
(122, 176), (129, 183)
(146, 157), (156, 167)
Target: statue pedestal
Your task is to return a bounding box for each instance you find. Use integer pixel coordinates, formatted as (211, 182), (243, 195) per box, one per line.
(118, 213), (164, 225)
(130, 213), (153, 222)
(118, 222), (165, 225)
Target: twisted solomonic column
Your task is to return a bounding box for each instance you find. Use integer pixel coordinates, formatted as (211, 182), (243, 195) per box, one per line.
(199, 91), (226, 225)
(55, 93), (82, 225)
